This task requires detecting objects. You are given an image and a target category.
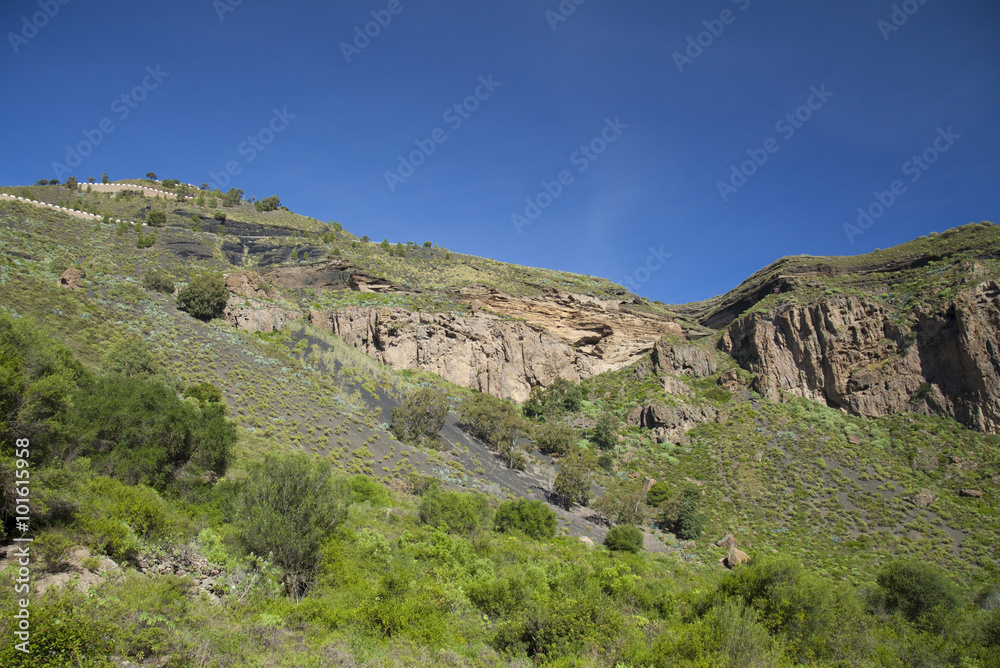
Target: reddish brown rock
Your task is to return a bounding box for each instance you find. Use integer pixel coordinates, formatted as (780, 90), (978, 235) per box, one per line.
(57, 267), (84, 290)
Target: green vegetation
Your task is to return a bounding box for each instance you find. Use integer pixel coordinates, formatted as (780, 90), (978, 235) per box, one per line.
(604, 524), (644, 553)
(0, 189), (998, 665)
(390, 387), (449, 448)
(494, 498), (557, 539)
(176, 273), (228, 320)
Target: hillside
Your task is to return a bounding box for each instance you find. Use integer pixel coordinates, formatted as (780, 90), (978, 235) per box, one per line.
(1, 180), (999, 667)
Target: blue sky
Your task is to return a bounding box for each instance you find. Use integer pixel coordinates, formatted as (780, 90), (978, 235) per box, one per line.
(1, 0), (997, 304)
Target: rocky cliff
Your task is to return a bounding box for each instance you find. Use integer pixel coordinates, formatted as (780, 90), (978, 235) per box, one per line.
(720, 280), (1000, 433)
(310, 306), (607, 401)
(307, 286), (684, 401)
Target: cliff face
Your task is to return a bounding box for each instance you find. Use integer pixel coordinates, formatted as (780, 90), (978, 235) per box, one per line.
(308, 287), (684, 401)
(310, 306), (609, 401)
(447, 287), (684, 367)
(721, 280), (1000, 433)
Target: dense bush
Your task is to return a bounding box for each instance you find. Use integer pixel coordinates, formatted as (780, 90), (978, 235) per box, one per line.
(874, 559), (961, 629)
(102, 337), (160, 378)
(142, 269), (174, 294)
(661, 484), (705, 540)
(182, 381), (224, 407)
(646, 481), (671, 507)
(418, 489), (493, 536)
(553, 449), (594, 510)
(532, 421), (575, 455)
(65, 374), (235, 488)
(523, 377), (587, 418)
(390, 388), (449, 447)
(221, 187), (243, 207)
(458, 392), (528, 468)
(225, 453), (351, 599)
(254, 195), (281, 211)
(349, 474), (390, 506)
(605, 524), (644, 552)
(176, 273), (228, 320)
(592, 412), (618, 450)
(0, 312), (87, 460)
(146, 210), (166, 226)
(494, 499), (557, 539)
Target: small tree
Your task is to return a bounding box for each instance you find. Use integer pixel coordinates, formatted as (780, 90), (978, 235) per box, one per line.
(225, 453), (350, 599)
(87, 176), (95, 184)
(533, 421), (575, 456)
(593, 412), (618, 450)
(176, 273), (229, 321)
(395, 242), (406, 257)
(147, 211), (166, 227)
(646, 481), (671, 508)
(390, 388), (449, 448)
(102, 337), (160, 378)
(553, 449), (594, 510)
(874, 559), (961, 630)
(494, 499), (557, 539)
(221, 188), (243, 207)
(146, 172), (158, 181)
(254, 195), (281, 212)
(605, 524), (644, 553)
(101, 172), (110, 184)
(661, 485), (704, 540)
(418, 489), (493, 536)
(64, 176), (78, 190)
(213, 211), (227, 223)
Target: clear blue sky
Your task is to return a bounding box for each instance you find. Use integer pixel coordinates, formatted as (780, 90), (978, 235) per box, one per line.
(2, 0), (997, 304)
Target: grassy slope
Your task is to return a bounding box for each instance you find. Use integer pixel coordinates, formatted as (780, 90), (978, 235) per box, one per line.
(674, 220), (1000, 328)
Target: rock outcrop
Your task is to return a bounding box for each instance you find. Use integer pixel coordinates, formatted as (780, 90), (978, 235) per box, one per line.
(626, 401), (720, 444)
(225, 270), (277, 299)
(310, 306), (607, 401)
(225, 297), (301, 333)
(720, 281), (1000, 434)
(310, 289), (686, 401)
(448, 287), (684, 368)
(57, 267), (84, 290)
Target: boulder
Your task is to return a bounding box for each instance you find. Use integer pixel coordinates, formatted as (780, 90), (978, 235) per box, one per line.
(57, 267), (84, 290)
(714, 533), (739, 550)
(722, 546), (751, 569)
(914, 489), (936, 508)
(959, 489), (984, 499)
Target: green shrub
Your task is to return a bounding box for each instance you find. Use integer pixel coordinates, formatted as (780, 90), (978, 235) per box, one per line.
(592, 412), (618, 450)
(225, 452), (351, 599)
(34, 530), (76, 572)
(553, 449), (594, 510)
(65, 374), (236, 486)
(390, 388), (449, 447)
(213, 210), (227, 222)
(349, 474), (390, 506)
(183, 381), (224, 407)
(146, 210), (166, 226)
(418, 489), (493, 536)
(646, 481), (671, 507)
(661, 485), (705, 540)
(176, 273), (228, 320)
(874, 559), (961, 629)
(533, 421), (575, 456)
(605, 524), (644, 553)
(142, 269), (174, 294)
(523, 377), (588, 418)
(254, 195), (281, 212)
(494, 499), (557, 539)
(102, 337), (160, 378)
